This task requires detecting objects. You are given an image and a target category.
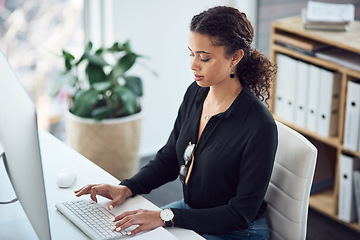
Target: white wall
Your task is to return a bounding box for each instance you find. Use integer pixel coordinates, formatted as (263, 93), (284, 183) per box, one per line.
(108, 0), (258, 157)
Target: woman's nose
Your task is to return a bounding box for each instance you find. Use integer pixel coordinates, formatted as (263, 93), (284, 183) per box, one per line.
(190, 58), (200, 72)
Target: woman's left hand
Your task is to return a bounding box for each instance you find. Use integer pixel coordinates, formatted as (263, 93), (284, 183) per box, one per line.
(112, 209), (165, 236)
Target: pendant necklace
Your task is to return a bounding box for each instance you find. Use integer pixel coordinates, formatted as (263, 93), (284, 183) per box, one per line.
(204, 114), (210, 122)
(203, 99), (234, 122)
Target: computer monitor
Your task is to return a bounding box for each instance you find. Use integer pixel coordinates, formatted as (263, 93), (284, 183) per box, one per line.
(0, 50), (51, 239)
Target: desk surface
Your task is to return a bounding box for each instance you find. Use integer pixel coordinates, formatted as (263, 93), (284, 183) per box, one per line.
(0, 131), (203, 240)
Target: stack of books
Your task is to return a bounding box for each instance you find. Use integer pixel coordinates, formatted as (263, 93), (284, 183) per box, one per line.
(302, 1), (355, 31)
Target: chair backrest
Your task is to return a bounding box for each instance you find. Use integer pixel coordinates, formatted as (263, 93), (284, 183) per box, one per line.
(265, 121), (318, 240)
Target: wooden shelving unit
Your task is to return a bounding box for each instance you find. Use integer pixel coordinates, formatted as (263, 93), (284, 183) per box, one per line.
(269, 16), (360, 232)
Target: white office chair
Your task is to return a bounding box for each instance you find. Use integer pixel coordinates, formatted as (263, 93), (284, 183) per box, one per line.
(265, 121), (318, 240)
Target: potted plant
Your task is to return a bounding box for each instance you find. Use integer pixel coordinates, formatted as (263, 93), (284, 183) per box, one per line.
(52, 41), (148, 180)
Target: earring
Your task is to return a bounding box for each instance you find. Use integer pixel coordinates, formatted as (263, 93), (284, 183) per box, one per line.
(230, 73), (235, 78)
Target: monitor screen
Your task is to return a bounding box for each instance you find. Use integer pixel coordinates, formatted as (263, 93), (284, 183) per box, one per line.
(0, 50), (51, 239)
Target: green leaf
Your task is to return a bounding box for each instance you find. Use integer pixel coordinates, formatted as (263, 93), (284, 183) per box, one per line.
(91, 106), (111, 120)
(122, 40), (131, 53)
(92, 82), (113, 92)
(85, 41), (93, 52)
(123, 76), (143, 97)
(62, 50), (75, 61)
(108, 42), (124, 52)
(75, 54), (85, 66)
(75, 42), (94, 65)
(109, 53), (137, 80)
(113, 86), (138, 116)
(71, 89), (99, 117)
(95, 48), (105, 55)
(86, 63), (107, 85)
(62, 50), (75, 71)
(84, 52), (109, 67)
(65, 59), (72, 71)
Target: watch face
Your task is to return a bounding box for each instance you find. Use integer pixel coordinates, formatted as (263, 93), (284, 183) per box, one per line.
(161, 209), (174, 221)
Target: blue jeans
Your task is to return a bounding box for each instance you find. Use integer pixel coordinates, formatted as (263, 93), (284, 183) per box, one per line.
(161, 199), (269, 240)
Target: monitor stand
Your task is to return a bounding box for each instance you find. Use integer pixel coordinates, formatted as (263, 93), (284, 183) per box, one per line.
(0, 159), (37, 239)
(0, 148), (18, 205)
(0, 144), (38, 239)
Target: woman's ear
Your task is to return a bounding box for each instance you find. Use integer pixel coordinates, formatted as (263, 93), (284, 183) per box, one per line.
(231, 49), (244, 66)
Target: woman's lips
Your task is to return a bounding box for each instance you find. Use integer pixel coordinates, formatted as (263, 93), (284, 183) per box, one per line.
(194, 74), (204, 81)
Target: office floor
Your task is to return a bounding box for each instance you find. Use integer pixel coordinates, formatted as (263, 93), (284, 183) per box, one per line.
(139, 155), (360, 240)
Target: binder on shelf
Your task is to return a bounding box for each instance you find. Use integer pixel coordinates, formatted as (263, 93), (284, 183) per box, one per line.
(354, 170), (360, 225)
(274, 54), (287, 119)
(274, 54), (298, 123)
(338, 154), (360, 223)
(343, 80), (360, 152)
(273, 32), (329, 56)
(294, 61), (309, 128)
(317, 69), (341, 137)
(315, 48), (360, 72)
(306, 64), (321, 133)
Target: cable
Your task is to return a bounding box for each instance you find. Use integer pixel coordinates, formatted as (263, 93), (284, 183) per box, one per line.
(0, 198), (18, 204)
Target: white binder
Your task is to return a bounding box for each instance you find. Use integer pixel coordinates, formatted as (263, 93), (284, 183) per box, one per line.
(343, 80), (360, 152)
(317, 69), (341, 137)
(306, 64), (321, 133)
(338, 154), (360, 223)
(294, 61), (309, 127)
(353, 171), (360, 225)
(275, 54), (298, 123)
(283, 56), (298, 123)
(274, 54), (288, 120)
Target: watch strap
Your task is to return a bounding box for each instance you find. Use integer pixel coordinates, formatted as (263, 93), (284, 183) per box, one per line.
(164, 219), (174, 227)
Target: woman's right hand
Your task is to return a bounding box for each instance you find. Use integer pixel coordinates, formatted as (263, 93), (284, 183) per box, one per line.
(74, 184), (133, 211)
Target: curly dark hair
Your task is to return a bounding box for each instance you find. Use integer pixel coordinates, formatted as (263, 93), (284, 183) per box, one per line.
(190, 6), (277, 106)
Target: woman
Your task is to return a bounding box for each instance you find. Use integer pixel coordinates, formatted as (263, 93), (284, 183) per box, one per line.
(75, 6), (278, 240)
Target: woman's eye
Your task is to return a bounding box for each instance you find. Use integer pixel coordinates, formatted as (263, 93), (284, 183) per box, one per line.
(201, 58), (210, 62)
(189, 53), (210, 62)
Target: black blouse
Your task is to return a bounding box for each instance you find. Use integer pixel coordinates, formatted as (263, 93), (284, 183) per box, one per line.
(120, 81), (278, 235)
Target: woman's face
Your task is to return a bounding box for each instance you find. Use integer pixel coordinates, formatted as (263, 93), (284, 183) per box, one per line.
(188, 31), (234, 88)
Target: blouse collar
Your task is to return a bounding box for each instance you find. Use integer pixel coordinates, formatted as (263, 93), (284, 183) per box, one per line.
(194, 85), (255, 123)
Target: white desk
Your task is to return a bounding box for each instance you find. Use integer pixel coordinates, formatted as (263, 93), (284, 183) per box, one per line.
(0, 131), (203, 240)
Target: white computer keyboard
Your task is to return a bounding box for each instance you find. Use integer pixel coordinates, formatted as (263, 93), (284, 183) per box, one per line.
(56, 200), (135, 240)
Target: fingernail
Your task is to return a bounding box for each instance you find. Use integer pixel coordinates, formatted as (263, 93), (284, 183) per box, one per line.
(111, 226), (116, 231)
(109, 205), (113, 210)
(116, 227), (121, 232)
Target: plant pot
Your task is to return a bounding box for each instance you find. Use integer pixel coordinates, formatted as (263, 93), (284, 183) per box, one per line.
(65, 110), (142, 180)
